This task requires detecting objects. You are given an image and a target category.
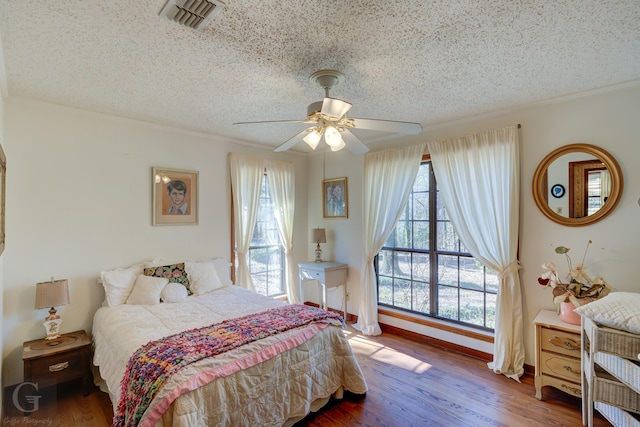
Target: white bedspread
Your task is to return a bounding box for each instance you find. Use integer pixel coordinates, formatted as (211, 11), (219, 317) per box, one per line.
(92, 285), (367, 426)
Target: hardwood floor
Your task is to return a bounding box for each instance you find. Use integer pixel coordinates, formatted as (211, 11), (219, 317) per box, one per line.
(3, 324), (609, 426)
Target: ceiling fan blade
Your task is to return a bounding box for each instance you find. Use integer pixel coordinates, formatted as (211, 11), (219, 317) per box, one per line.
(341, 129), (370, 154)
(351, 118), (422, 134)
(273, 129), (310, 152)
(321, 97), (352, 119)
(233, 119), (306, 126)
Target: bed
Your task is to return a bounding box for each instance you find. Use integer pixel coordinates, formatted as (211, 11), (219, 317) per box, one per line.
(92, 259), (367, 427)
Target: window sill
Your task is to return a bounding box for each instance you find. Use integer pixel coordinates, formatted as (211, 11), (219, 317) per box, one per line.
(378, 307), (494, 344)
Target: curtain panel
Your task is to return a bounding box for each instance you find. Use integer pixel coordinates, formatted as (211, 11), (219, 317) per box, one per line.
(229, 153), (264, 291)
(265, 159), (299, 303)
(229, 154), (297, 299)
(356, 143), (427, 336)
(426, 125), (523, 380)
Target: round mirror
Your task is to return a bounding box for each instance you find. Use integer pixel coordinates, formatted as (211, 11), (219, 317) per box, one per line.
(532, 144), (623, 226)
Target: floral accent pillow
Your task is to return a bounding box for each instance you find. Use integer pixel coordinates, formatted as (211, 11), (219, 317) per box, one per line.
(144, 263), (191, 295)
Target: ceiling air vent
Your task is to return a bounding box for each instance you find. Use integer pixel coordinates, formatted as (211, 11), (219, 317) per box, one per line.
(159, 0), (225, 30)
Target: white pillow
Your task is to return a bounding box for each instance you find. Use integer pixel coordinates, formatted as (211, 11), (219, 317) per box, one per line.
(211, 258), (232, 285)
(575, 292), (640, 334)
(126, 275), (168, 305)
(101, 265), (144, 307)
(161, 282), (189, 303)
(185, 261), (224, 295)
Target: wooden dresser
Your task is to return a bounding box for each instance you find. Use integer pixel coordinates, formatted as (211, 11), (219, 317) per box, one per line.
(533, 309), (582, 400)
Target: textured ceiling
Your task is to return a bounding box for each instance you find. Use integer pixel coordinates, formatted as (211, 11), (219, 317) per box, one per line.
(1, 0), (639, 152)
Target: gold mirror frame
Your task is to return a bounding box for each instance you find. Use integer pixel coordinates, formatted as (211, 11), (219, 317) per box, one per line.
(532, 143), (623, 226)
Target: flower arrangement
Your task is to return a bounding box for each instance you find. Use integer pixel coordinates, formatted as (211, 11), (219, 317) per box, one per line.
(538, 240), (613, 308)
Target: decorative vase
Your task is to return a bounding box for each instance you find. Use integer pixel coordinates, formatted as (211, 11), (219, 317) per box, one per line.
(558, 301), (581, 325)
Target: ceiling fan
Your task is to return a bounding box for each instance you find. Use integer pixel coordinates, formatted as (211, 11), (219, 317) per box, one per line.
(233, 70), (423, 154)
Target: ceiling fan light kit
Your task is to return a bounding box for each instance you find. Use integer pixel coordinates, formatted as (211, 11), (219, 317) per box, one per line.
(234, 69), (422, 154)
(330, 139), (346, 152)
(303, 128), (322, 150)
(323, 125), (342, 146)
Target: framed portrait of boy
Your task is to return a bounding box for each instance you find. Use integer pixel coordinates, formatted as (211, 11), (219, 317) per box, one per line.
(322, 177), (348, 219)
(152, 167), (198, 225)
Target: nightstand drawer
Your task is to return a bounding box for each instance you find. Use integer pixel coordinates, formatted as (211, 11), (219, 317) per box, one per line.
(30, 351), (83, 384)
(301, 269), (326, 283)
(541, 327), (581, 357)
(540, 351), (582, 382)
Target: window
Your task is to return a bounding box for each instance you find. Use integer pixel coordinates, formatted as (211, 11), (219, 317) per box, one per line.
(587, 169), (607, 215)
(245, 176), (285, 297)
(376, 160), (497, 330)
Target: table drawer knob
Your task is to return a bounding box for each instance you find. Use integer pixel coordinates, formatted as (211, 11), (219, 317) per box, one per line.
(49, 361), (69, 372)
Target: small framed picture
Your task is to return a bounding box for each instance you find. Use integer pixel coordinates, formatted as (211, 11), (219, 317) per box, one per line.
(152, 167), (198, 225)
(551, 184), (565, 199)
(322, 177), (348, 219)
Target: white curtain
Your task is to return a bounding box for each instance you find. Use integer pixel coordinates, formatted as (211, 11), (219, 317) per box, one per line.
(229, 153), (264, 291)
(356, 143), (427, 336)
(426, 125), (523, 381)
(265, 159), (299, 303)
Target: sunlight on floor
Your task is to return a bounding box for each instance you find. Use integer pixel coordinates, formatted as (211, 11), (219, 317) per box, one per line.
(343, 329), (432, 374)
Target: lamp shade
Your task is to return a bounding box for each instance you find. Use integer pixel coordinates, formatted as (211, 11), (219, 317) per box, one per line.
(35, 279), (70, 309)
(313, 228), (326, 244)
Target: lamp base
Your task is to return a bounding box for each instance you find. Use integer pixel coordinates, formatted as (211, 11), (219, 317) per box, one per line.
(314, 245), (323, 263)
(43, 318), (62, 340)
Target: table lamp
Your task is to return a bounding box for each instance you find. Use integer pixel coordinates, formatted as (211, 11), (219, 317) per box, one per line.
(35, 278), (70, 340)
(313, 227), (326, 263)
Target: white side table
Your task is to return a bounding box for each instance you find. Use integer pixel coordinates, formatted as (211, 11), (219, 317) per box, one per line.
(298, 261), (348, 320)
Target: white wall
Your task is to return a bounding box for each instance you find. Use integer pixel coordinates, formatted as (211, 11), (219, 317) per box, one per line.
(1, 98), (309, 386)
(307, 84), (640, 364)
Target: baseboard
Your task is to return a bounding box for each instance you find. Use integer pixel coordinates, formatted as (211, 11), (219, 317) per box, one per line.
(378, 322), (493, 362)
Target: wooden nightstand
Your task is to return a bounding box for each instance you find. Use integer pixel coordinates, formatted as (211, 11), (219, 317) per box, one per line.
(22, 330), (92, 396)
(533, 309), (582, 400)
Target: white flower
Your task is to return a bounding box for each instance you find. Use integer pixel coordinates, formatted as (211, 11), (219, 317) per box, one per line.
(539, 241), (613, 308)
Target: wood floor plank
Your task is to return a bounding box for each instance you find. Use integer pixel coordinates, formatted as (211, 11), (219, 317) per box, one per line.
(3, 324), (611, 426)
